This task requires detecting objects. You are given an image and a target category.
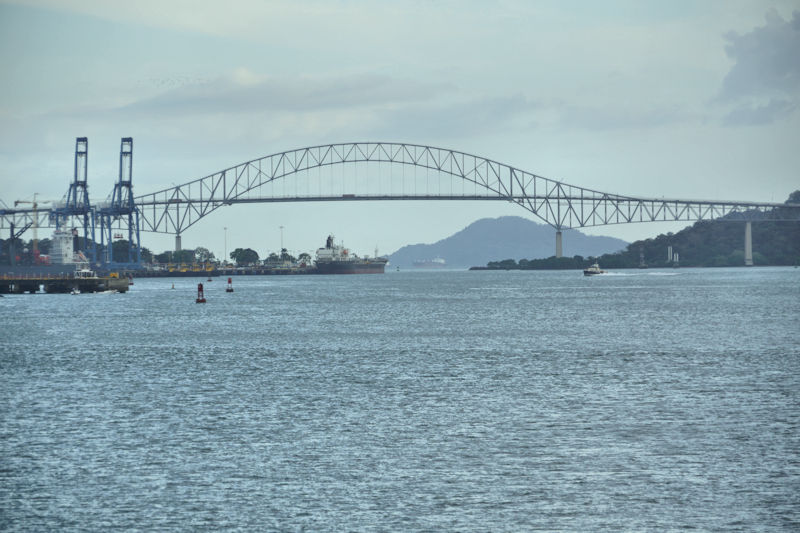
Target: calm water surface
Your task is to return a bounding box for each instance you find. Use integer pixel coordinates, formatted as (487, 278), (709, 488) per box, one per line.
(1, 268), (799, 531)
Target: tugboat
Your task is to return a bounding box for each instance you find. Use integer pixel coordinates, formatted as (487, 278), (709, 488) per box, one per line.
(315, 235), (388, 274)
(583, 263), (606, 276)
(71, 264), (130, 292)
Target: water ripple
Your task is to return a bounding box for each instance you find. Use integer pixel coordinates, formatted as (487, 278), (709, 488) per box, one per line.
(1, 268), (799, 531)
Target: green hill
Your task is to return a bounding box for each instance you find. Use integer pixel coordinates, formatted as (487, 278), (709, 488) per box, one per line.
(388, 216), (628, 268)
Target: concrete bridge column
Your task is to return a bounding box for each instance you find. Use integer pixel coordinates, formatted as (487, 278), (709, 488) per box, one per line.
(744, 222), (753, 266)
(175, 234), (182, 252)
(555, 230), (563, 258)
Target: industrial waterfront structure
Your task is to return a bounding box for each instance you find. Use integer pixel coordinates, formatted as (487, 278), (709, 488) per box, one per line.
(97, 137), (141, 269)
(50, 137), (96, 264)
(0, 269), (130, 294)
(2, 139), (799, 268)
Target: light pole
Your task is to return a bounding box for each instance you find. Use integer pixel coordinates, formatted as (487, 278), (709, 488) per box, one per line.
(279, 225), (284, 254)
(223, 227), (227, 264)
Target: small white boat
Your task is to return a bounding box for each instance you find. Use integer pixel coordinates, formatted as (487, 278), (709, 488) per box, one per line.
(70, 287), (81, 295)
(583, 263), (606, 276)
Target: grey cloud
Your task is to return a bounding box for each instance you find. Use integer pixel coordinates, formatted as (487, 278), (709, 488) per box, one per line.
(345, 94), (689, 139)
(364, 95), (538, 140)
(115, 73), (452, 117)
(720, 9), (800, 100)
(557, 104), (694, 131)
(722, 98), (796, 127)
(718, 9), (799, 126)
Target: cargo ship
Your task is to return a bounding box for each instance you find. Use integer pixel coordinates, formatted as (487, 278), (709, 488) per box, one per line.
(413, 257), (447, 268)
(315, 235), (388, 274)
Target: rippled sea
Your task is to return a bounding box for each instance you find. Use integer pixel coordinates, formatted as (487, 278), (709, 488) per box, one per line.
(2, 267), (799, 531)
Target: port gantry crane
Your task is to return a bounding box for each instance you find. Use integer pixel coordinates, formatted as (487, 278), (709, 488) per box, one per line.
(97, 137), (142, 268)
(1, 137), (144, 269)
(50, 137), (96, 263)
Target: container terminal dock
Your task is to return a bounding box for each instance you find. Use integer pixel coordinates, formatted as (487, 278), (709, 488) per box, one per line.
(125, 236), (388, 277)
(0, 271), (129, 294)
(2, 229), (387, 290)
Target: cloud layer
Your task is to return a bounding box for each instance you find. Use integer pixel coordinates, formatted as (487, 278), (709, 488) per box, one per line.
(719, 9), (800, 125)
(118, 71), (452, 117)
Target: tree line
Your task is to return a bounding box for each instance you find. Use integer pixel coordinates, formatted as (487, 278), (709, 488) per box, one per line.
(0, 237), (313, 268)
(153, 247), (312, 266)
(0, 237), (155, 265)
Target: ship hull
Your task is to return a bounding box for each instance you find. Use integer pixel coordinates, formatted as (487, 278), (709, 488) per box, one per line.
(315, 261), (387, 274)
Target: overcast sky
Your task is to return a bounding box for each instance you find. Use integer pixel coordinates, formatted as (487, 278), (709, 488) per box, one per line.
(1, 0), (798, 259)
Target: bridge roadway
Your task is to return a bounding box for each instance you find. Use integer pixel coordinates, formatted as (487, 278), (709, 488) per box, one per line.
(2, 141), (799, 262)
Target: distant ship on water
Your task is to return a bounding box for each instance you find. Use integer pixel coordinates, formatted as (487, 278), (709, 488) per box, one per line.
(315, 235), (388, 274)
(413, 257), (447, 269)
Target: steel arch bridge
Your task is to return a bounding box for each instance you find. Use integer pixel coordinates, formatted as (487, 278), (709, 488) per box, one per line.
(134, 142), (797, 233)
(2, 141), (799, 258)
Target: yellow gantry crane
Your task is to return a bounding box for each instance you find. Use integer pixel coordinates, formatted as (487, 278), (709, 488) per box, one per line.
(14, 193), (51, 256)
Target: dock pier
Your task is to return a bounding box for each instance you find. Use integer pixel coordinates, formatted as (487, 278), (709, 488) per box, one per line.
(0, 274), (129, 294)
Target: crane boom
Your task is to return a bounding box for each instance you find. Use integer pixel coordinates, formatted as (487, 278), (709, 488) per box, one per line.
(13, 193), (51, 255)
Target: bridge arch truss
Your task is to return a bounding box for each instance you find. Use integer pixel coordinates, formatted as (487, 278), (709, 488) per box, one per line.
(133, 142), (796, 236)
(2, 142), (798, 240)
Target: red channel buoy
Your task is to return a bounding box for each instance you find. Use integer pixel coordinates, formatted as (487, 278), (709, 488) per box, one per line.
(196, 283), (206, 303)
(226, 277), (234, 293)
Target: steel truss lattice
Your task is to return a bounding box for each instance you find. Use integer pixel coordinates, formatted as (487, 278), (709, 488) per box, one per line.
(2, 142), (799, 239)
(132, 142), (800, 235)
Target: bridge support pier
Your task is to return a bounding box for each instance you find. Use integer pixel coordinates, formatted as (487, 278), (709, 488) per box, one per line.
(175, 234), (182, 253)
(744, 221), (753, 266)
(555, 230), (563, 258)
